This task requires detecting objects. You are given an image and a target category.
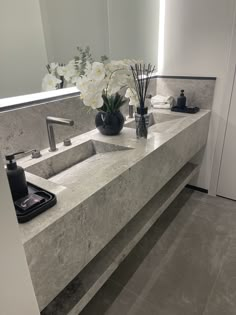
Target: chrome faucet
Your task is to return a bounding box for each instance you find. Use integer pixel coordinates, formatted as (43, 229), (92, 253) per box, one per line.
(46, 116), (74, 152)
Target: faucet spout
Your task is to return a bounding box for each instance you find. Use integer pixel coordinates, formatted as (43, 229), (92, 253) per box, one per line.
(46, 116), (74, 126)
(46, 116), (74, 152)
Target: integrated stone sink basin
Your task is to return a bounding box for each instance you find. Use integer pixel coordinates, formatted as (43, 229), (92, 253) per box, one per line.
(125, 112), (185, 132)
(24, 139), (132, 188)
(23, 112), (185, 190)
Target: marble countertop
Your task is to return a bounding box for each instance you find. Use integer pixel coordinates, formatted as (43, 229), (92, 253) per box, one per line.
(19, 109), (210, 245)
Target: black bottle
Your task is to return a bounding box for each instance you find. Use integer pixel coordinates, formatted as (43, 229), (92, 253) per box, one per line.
(176, 90), (187, 109)
(5, 152), (28, 201)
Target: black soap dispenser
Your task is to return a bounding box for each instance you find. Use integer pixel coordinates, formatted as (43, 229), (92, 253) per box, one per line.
(176, 90), (187, 109)
(5, 152), (28, 201)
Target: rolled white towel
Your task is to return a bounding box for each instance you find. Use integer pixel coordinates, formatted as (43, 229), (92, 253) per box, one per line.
(151, 95), (176, 109)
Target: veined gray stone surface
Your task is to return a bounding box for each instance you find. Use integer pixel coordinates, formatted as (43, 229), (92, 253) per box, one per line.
(0, 95), (96, 156)
(18, 109), (211, 310)
(152, 77), (216, 109)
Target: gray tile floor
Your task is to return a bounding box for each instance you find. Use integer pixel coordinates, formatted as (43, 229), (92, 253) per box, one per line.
(81, 188), (236, 315)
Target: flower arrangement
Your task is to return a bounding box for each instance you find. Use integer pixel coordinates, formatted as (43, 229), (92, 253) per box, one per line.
(77, 59), (139, 112)
(76, 58), (143, 135)
(42, 46), (140, 113)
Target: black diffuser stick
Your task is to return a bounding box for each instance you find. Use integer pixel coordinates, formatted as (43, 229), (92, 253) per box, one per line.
(131, 66), (142, 105)
(131, 63), (155, 116)
(136, 64), (143, 103)
(144, 64), (155, 101)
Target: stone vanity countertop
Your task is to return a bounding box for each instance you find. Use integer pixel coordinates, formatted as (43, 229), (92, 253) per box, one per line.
(19, 109), (210, 245)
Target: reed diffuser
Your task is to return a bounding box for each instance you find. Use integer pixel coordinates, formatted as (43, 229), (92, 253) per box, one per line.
(131, 64), (155, 138)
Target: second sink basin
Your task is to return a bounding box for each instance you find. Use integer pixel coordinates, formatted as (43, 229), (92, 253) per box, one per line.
(125, 112), (185, 132)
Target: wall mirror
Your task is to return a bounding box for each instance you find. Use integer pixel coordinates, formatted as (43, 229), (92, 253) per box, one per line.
(0, 0), (159, 99)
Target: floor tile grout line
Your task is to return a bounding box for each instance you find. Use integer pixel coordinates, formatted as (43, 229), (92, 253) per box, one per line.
(108, 278), (158, 312)
(201, 237), (232, 315)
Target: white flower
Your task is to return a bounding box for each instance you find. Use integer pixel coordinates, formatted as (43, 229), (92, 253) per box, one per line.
(57, 62), (76, 82)
(57, 65), (65, 76)
(42, 74), (61, 91)
(74, 58), (142, 110)
(82, 93), (103, 109)
(125, 88), (139, 106)
(80, 80), (106, 98)
(125, 88), (133, 99)
(49, 63), (58, 73)
(76, 76), (91, 93)
(90, 62), (105, 81)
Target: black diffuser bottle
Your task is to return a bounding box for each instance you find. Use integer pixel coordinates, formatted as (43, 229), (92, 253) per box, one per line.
(176, 90), (187, 109)
(171, 89), (199, 113)
(5, 152), (28, 201)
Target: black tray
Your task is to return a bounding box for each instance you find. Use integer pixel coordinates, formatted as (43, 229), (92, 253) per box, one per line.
(14, 182), (57, 223)
(171, 106), (200, 114)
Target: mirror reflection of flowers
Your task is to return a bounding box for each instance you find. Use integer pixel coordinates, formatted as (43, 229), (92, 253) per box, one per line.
(42, 46), (105, 91)
(42, 46), (140, 113)
(77, 59), (139, 111)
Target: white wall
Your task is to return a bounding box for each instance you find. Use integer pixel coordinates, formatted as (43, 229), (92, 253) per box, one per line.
(210, 15), (236, 196)
(0, 160), (40, 315)
(159, 0), (236, 190)
(39, 0), (109, 63)
(107, 0), (159, 65)
(0, 0), (48, 98)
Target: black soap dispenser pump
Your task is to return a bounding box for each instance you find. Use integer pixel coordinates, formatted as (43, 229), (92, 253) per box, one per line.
(5, 152), (28, 201)
(177, 90), (187, 109)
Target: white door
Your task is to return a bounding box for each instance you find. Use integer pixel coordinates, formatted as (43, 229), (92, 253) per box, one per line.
(217, 68), (236, 200)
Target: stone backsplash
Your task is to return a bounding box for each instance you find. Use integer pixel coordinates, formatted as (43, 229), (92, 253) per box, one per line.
(0, 76), (216, 156)
(0, 95), (96, 156)
(149, 76), (216, 109)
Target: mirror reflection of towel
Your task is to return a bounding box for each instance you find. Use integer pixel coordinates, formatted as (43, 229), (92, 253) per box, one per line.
(151, 95), (176, 109)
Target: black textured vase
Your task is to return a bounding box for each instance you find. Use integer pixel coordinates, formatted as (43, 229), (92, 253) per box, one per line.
(95, 111), (125, 135)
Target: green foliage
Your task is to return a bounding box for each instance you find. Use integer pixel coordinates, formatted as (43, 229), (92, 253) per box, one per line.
(100, 55), (109, 63)
(100, 93), (127, 113)
(75, 46), (94, 75)
(75, 46), (109, 75)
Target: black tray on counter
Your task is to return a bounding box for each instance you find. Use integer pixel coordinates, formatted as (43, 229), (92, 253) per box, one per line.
(14, 182), (57, 223)
(171, 106), (200, 114)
